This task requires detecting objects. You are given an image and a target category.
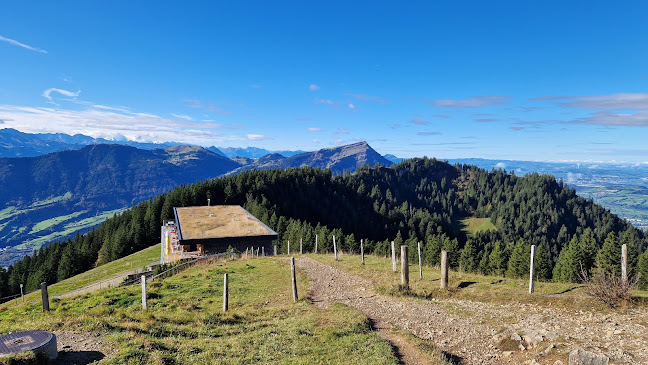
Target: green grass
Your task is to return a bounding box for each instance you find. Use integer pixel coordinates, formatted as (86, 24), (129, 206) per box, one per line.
(15, 208), (124, 250)
(28, 210), (88, 234)
(0, 206), (17, 221)
(0, 258), (399, 364)
(460, 217), (496, 235)
(308, 253), (648, 311)
(19, 244), (161, 300)
(28, 192), (73, 208)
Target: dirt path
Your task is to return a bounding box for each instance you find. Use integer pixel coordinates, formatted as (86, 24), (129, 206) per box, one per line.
(296, 257), (648, 365)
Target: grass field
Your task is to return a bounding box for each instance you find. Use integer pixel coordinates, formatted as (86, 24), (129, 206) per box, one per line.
(460, 217), (496, 235)
(16, 244), (161, 301)
(0, 257), (402, 364)
(308, 252), (648, 311)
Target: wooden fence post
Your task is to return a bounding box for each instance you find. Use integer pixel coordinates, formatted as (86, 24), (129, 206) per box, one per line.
(529, 245), (536, 294)
(223, 273), (229, 311)
(315, 234), (318, 254)
(361, 239), (365, 265)
(274, 245), (277, 256)
(440, 250), (448, 290)
(401, 246), (409, 290)
(333, 235), (338, 260)
(141, 275), (147, 310)
(20, 283), (24, 303)
(288, 241), (290, 255)
(418, 242), (422, 280)
(622, 244), (628, 284)
(40, 282), (49, 312)
(290, 257), (298, 301)
(391, 241), (396, 272)
(300, 238), (303, 255)
(262, 247), (265, 257)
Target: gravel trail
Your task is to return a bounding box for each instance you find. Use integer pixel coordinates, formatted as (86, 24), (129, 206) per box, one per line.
(295, 256), (648, 365)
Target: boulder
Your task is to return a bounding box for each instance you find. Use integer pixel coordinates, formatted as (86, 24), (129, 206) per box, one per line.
(568, 348), (609, 365)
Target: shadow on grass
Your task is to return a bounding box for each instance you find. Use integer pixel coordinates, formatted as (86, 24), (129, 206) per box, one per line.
(555, 286), (583, 295)
(457, 281), (477, 289)
(53, 350), (105, 365)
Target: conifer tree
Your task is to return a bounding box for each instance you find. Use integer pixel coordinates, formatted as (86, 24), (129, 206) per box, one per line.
(535, 243), (552, 281)
(506, 240), (529, 278)
(637, 249), (648, 289)
(459, 240), (476, 272)
(595, 232), (620, 275)
(488, 241), (508, 276)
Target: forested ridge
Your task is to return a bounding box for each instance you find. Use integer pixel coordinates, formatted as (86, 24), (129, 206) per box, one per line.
(2, 157), (648, 299)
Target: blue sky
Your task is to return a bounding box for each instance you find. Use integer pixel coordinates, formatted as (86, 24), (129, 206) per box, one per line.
(1, 1), (648, 162)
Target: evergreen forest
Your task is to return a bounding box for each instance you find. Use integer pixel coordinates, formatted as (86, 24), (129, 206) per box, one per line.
(2, 157), (648, 300)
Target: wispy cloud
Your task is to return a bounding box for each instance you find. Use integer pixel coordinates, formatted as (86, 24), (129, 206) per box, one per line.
(247, 134), (272, 141)
(0, 35), (47, 53)
(432, 96), (509, 108)
(531, 93), (648, 110)
(416, 131), (441, 136)
(0, 104), (237, 145)
(572, 111), (648, 127)
(475, 118), (499, 123)
(410, 119), (429, 125)
(348, 103), (356, 110)
(42, 88), (81, 103)
(297, 117), (316, 122)
(182, 99), (232, 114)
(171, 113), (193, 121)
(333, 128), (349, 134)
(309, 84), (320, 91)
(346, 93), (389, 102)
(314, 98), (335, 105)
(431, 114), (452, 119)
(307, 127), (324, 132)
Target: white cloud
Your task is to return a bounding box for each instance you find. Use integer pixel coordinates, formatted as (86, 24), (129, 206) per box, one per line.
(312, 139), (320, 144)
(247, 134), (272, 141)
(348, 103), (356, 110)
(532, 93), (648, 110)
(0, 35), (47, 53)
(307, 127), (324, 132)
(42, 88), (81, 102)
(309, 84), (320, 91)
(333, 129), (349, 134)
(410, 119), (429, 125)
(572, 111), (648, 127)
(171, 113), (193, 121)
(495, 162), (506, 169)
(315, 98), (335, 105)
(346, 93), (388, 102)
(0, 104), (234, 145)
(432, 96), (509, 108)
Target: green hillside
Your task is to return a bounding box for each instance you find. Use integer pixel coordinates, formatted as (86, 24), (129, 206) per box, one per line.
(2, 158), (648, 303)
(0, 258), (406, 364)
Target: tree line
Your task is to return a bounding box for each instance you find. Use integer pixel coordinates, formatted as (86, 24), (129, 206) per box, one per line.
(2, 158), (647, 300)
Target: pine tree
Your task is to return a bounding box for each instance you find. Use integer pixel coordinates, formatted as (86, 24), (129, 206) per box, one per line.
(506, 241), (529, 278)
(443, 236), (459, 269)
(535, 243), (552, 281)
(459, 240), (476, 273)
(637, 249), (648, 289)
(488, 241), (508, 276)
(595, 232), (620, 275)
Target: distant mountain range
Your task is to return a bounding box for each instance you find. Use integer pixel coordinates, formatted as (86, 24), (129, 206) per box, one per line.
(226, 141), (391, 175)
(0, 128), (304, 159)
(0, 139), (391, 265)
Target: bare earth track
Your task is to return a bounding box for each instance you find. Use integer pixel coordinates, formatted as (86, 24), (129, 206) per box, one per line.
(296, 256), (648, 365)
